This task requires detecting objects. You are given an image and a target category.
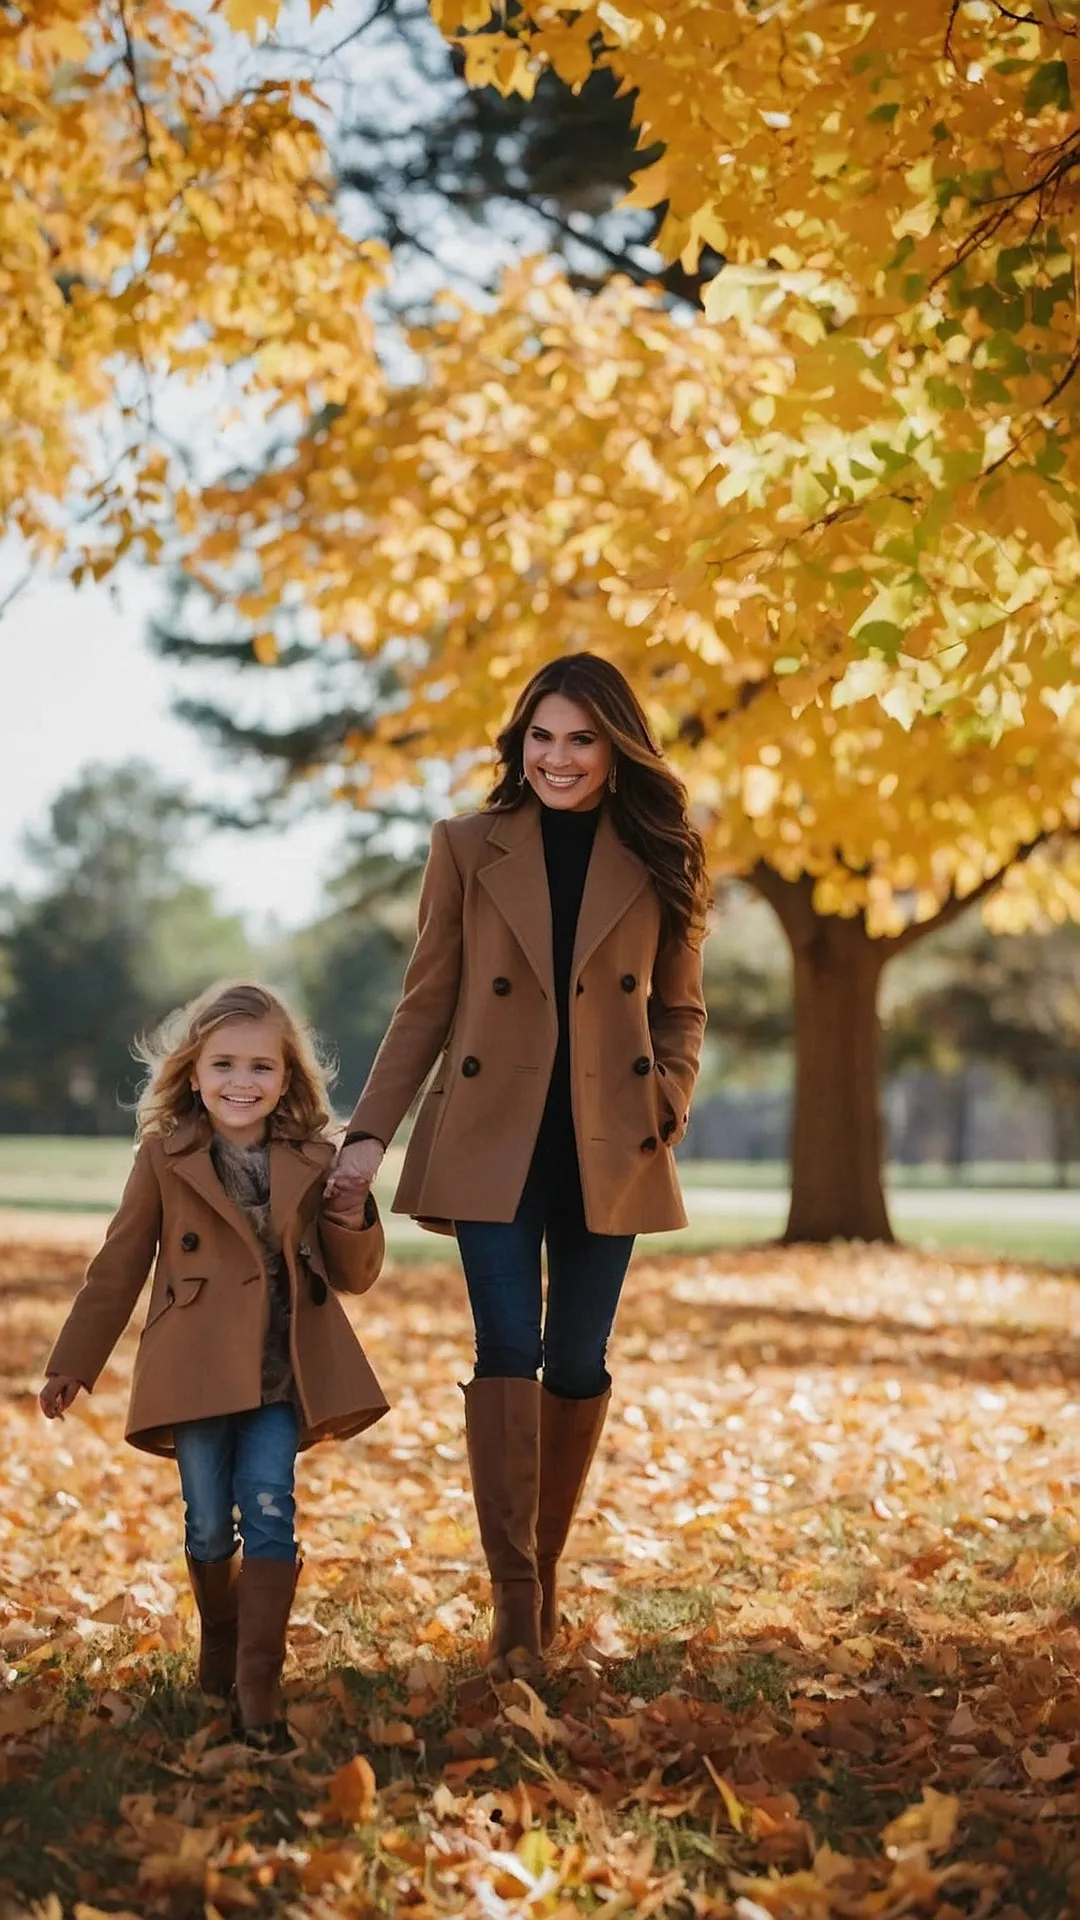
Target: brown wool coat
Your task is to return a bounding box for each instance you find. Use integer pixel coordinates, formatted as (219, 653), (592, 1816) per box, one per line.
(45, 1123), (389, 1458)
(348, 801), (707, 1235)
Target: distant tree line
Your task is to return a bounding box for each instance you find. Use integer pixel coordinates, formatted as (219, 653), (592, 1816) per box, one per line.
(5, 762), (1080, 1175)
(0, 764), (413, 1135)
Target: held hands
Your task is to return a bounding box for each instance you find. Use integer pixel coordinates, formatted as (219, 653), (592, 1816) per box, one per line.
(40, 1375), (82, 1420)
(324, 1138), (385, 1224)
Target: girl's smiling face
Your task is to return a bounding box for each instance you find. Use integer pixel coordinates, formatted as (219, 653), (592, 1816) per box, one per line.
(191, 1016), (288, 1147)
(522, 692), (612, 812)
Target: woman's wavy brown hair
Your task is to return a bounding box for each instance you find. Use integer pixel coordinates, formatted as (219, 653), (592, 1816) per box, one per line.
(487, 653), (711, 947)
(134, 980), (334, 1141)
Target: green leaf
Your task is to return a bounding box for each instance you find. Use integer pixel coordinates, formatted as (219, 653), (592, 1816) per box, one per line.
(926, 377), (966, 410)
(855, 620), (906, 658)
(1036, 437), (1066, 478)
(986, 331), (1029, 375)
(942, 449), (984, 485)
(972, 369), (1012, 405)
(869, 439), (911, 477)
(868, 101), (900, 123)
(1025, 60), (1071, 114)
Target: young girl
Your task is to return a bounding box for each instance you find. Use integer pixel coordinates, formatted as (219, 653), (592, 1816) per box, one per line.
(40, 980), (387, 1746)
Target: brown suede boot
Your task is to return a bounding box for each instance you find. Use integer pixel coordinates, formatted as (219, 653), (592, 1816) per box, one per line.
(235, 1557), (300, 1745)
(185, 1548), (241, 1697)
(536, 1386), (611, 1650)
(463, 1377), (543, 1681)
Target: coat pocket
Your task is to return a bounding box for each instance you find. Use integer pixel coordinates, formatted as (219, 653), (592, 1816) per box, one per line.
(143, 1274), (207, 1329)
(298, 1237), (330, 1306)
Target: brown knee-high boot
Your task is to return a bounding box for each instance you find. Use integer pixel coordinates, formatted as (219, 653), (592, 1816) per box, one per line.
(185, 1548), (241, 1697)
(235, 1557), (300, 1743)
(536, 1386), (611, 1650)
(463, 1377), (543, 1681)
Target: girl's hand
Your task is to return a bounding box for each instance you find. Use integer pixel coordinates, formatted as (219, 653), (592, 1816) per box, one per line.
(325, 1139), (384, 1214)
(40, 1375), (82, 1420)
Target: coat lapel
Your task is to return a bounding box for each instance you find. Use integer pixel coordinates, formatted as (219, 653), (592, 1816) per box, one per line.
(571, 805), (650, 981)
(478, 803), (554, 999)
(169, 1144), (264, 1264)
(478, 800), (650, 994)
(269, 1139), (332, 1239)
(165, 1128), (331, 1255)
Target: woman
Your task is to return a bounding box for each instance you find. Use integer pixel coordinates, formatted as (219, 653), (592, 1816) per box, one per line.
(326, 654), (710, 1677)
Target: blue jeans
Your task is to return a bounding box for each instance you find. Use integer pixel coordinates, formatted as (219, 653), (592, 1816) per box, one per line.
(456, 1155), (634, 1400)
(174, 1403), (300, 1564)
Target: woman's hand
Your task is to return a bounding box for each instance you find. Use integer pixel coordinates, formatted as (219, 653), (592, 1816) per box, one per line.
(40, 1375), (82, 1419)
(324, 1138), (385, 1216)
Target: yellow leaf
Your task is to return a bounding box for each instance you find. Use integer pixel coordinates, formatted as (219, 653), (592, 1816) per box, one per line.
(882, 1787), (960, 1859)
(704, 1756), (750, 1834)
(222, 0), (282, 34)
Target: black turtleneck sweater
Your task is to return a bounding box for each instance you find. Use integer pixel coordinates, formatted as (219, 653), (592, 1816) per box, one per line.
(536, 803), (600, 1189)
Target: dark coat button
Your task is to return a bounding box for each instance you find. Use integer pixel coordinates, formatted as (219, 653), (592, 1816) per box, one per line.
(633, 1056), (652, 1076)
(621, 974), (637, 992)
(492, 977), (512, 996)
(181, 1231), (199, 1252)
(310, 1274), (328, 1306)
(640, 1136), (658, 1153)
(462, 1056), (481, 1078)
(661, 1118), (677, 1142)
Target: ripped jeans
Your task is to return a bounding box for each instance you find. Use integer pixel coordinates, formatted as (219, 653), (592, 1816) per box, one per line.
(173, 1403), (299, 1564)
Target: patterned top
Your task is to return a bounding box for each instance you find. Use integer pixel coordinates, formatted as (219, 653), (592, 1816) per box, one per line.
(210, 1135), (294, 1407)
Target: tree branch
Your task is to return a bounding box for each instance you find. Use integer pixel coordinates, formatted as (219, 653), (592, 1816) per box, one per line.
(886, 828), (1057, 955)
(116, 0), (153, 169)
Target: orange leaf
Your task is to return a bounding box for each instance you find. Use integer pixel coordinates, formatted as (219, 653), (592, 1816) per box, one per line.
(327, 1755), (377, 1824)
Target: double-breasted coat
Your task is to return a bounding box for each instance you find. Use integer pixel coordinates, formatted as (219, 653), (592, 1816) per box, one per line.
(348, 800), (707, 1235)
(45, 1123), (389, 1458)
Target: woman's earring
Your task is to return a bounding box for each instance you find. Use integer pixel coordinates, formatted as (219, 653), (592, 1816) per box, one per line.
(607, 762), (618, 794)
(517, 765), (527, 787)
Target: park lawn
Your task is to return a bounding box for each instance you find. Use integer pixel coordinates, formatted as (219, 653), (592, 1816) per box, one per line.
(2, 1238), (1080, 1915)
(1, 1137), (1078, 1266)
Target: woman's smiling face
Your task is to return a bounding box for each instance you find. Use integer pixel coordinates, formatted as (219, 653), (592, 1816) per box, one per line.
(522, 693), (612, 813)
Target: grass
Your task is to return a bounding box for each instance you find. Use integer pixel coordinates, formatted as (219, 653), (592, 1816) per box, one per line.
(1, 1137), (1079, 1265)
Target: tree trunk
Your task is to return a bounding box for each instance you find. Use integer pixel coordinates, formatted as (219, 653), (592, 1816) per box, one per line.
(747, 840), (1051, 1245)
(946, 1066), (972, 1181)
(750, 869), (892, 1243)
(1048, 1079), (1073, 1189)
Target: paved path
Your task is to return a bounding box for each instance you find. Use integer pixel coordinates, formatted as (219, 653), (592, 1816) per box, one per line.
(688, 1186), (1080, 1223)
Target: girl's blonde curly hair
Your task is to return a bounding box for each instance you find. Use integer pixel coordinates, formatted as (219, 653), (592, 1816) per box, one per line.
(135, 980), (334, 1141)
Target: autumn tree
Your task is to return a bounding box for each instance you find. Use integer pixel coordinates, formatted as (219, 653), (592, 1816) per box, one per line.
(188, 0), (1080, 1242)
(0, 0), (382, 582)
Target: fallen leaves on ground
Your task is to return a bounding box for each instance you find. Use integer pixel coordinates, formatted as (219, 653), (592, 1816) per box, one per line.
(2, 1230), (1080, 1916)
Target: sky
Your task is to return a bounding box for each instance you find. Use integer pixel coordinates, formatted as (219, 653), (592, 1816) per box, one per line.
(0, 573), (347, 933)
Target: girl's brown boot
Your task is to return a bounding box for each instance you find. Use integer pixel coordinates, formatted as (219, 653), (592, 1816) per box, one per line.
(185, 1548), (241, 1697)
(235, 1556), (300, 1748)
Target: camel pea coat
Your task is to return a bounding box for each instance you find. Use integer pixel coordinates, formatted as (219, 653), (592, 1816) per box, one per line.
(347, 800), (707, 1235)
(45, 1122), (389, 1458)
